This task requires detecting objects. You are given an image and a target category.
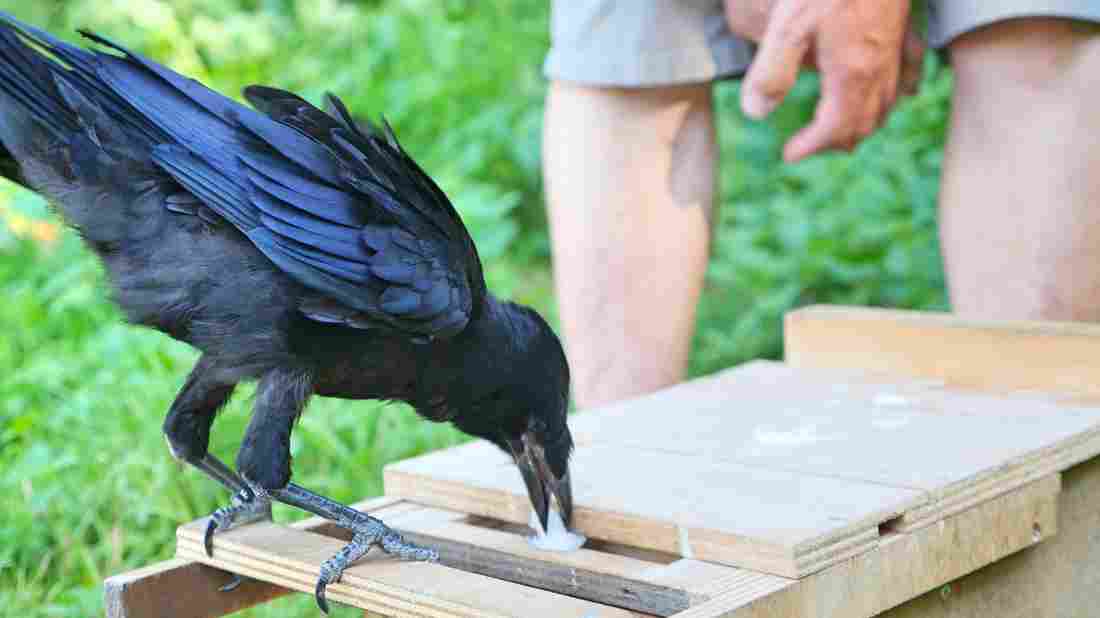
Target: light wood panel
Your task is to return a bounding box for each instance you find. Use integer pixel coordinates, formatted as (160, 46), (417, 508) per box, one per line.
(784, 305), (1100, 399)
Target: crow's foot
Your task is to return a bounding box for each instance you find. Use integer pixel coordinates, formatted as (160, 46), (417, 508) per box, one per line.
(313, 515), (438, 614)
(269, 483), (437, 614)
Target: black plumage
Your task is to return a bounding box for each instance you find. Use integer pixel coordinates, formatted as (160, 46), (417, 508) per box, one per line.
(0, 13), (574, 610)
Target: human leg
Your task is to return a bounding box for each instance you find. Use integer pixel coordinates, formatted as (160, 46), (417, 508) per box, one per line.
(542, 0), (750, 408)
(936, 15), (1100, 320)
(544, 82), (716, 409)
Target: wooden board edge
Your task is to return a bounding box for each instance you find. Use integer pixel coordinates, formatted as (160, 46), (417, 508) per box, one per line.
(681, 521), (877, 580)
(672, 473), (1060, 618)
(384, 469), (531, 525)
(785, 305), (1100, 338)
(782, 305), (1100, 398)
(899, 449), (1068, 532)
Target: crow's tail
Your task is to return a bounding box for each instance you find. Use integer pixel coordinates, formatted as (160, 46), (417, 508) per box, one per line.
(0, 17), (75, 189)
(0, 13), (166, 246)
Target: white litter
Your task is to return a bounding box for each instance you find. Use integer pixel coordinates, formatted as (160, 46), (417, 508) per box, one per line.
(528, 508), (586, 552)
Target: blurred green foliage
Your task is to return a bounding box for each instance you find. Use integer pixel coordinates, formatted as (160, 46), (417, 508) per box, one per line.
(0, 0), (950, 615)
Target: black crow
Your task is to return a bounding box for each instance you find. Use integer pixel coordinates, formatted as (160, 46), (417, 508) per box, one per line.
(0, 13), (574, 612)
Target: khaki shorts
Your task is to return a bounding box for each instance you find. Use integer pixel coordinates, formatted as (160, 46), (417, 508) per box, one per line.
(544, 1), (1100, 86)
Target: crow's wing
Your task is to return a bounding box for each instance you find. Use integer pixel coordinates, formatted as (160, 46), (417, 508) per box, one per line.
(59, 29), (485, 340)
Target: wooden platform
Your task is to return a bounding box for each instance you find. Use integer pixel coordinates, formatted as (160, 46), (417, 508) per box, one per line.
(387, 360), (1100, 579)
(104, 306), (1100, 617)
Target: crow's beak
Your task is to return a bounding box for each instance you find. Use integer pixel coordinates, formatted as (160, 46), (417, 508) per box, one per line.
(508, 432), (573, 534)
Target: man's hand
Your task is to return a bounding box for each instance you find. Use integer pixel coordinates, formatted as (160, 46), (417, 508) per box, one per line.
(725, 0), (923, 163)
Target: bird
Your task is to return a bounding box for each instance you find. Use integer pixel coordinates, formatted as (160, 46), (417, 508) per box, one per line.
(0, 13), (574, 613)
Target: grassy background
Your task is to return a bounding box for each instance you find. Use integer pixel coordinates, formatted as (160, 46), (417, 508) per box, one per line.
(0, 1), (950, 616)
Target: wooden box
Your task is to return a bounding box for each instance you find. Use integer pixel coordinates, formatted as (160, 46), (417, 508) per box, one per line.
(106, 306), (1100, 617)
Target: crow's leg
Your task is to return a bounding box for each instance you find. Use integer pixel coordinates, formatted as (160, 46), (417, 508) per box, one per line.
(164, 356), (271, 556)
(189, 451), (246, 493)
(235, 367), (437, 614)
(234, 366), (311, 493)
(271, 483), (438, 614)
(163, 354), (236, 473)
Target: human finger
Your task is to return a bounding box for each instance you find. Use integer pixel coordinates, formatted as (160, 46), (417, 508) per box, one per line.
(740, 0), (823, 118)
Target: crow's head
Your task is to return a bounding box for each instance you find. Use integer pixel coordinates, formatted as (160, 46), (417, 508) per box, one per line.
(451, 301), (574, 533)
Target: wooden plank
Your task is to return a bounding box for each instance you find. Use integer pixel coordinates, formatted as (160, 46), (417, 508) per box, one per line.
(386, 360), (1100, 578)
(784, 305), (1100, 399)
(386, 440), (923, 578)
(373, 503), (790, 616)
(674, 474), (1060, 618)
(104, 558), (287, 618)
(105, 496), (402, 618)
(176, 518), (650, 617)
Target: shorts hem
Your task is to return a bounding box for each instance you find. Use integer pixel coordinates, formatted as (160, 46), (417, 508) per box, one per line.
(928, 5), (1100, 47)
(543, 47), (751, 88)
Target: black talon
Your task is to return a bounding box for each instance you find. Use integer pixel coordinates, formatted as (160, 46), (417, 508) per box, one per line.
(218, 574), (243, 593)
(202, 486), (272, 559)
(315, 578), (330, 615)
(169, 453), (259, 592)
(204, 517), (218, 557)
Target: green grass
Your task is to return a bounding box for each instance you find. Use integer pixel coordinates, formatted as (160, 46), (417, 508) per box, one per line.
(0, 1), (951, 616)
